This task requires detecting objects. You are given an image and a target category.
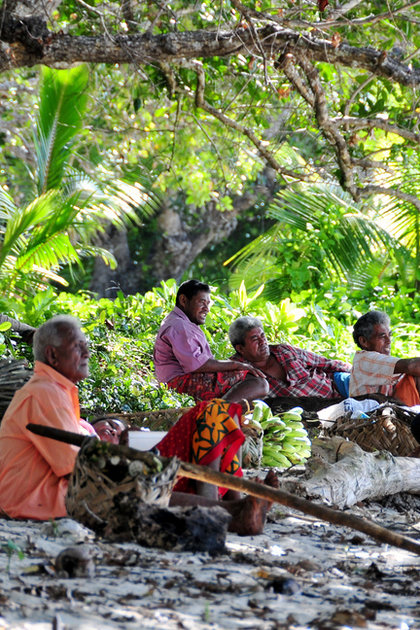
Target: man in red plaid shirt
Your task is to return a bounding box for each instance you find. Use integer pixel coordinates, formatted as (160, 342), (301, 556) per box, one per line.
(229, 316), (351, 399)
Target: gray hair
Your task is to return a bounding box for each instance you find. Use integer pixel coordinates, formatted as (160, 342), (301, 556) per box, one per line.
(33, 315), (83, 362)
(228, 316), (263, 348)
(353, 310), (390, 348)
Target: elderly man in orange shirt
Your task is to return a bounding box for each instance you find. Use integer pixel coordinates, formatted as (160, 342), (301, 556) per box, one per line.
(0, 315), (93, 520)
(0, 315), (276, 536)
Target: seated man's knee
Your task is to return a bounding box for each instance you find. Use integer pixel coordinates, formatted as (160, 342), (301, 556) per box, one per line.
(250, 376), (269, 398)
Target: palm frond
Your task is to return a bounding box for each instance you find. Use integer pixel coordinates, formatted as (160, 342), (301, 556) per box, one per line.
(34, 65), (89, 194)
(226, 183), (402, 296)
(0, 192), (60, 267)
(16, 233), (80, 272)
(267, 185), (396, 277)
(0, 187), (18, 221)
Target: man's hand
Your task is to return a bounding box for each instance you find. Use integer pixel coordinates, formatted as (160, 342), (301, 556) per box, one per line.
(193, 358), (266, 378)
(233, 361), (266, 380)
(394, 357), (420, 376)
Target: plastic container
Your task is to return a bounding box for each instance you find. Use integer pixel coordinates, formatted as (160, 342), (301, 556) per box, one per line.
(128, 430), (167, 451)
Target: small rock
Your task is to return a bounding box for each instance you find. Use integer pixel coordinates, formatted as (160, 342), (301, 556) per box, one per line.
(55, 545), (95, 578)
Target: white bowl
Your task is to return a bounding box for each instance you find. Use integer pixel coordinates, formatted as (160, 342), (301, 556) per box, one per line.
(129, 430), (167, 451)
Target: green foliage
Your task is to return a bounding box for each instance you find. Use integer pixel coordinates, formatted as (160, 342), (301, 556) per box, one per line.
(7, 279), (420, 416)
(35, 66), (89, 193)
(225, 181), (420, 304)
(2, 540), (25, 574)
(0, 65), (158, 299)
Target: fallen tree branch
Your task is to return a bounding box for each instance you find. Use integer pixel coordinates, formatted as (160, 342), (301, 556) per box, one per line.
(178, 460), (420, 556)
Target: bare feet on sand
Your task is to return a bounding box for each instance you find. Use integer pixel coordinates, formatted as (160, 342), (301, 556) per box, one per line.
(227, 470), (279, 536)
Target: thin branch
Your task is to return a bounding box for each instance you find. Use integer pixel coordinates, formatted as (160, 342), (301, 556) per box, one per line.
(230, 0), (273, 89)
(328, 0), (365, 19)
(359, 184), (420, 210)
(189, 112), (230, 192)
(343, 75), (374, 120)
(332, 115), (420, 143)
(189, 60), (307, 182)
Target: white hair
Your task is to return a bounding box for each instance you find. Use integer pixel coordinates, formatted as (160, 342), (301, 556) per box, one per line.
(228, 316), (263, 348)
(33, 315), (82, 362)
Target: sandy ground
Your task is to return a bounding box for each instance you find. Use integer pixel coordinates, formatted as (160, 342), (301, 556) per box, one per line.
(0, 491), (419, 630)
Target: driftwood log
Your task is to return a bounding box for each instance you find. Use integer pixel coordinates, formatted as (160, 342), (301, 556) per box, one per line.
(281, 437), (420, 509)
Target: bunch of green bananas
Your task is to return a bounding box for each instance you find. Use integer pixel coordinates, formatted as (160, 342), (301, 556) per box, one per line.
(250, 400), (311, 469)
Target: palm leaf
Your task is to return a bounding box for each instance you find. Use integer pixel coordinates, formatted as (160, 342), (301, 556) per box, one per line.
(34, 65), (89, 194)
(15, 233), (80, 272)
(0, 192), (61, 267)
(226, 183), (400, 296)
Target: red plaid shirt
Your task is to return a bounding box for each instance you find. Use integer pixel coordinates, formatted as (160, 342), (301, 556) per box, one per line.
(234, 344), (350, 398)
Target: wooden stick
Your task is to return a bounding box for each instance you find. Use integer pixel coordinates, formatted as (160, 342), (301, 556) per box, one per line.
(178, 462), (420, 556)
(26, 423), (420, 556)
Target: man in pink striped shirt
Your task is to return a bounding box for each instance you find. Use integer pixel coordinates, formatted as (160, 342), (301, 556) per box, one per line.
(350, 310), (420, 406)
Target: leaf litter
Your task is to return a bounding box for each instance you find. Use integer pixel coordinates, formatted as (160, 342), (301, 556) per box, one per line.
(0, 493), (419, 629)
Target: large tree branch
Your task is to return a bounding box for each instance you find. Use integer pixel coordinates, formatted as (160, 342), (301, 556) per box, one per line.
(281, 52), (358, 198)
(358, 184), (420, 210)
(1, 18), (420, 87)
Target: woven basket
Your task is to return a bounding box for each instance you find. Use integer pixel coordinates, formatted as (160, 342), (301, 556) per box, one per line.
(323, 405), (417, 456)
(241, 422), (263, 469)
(0, 359), (32, 421)
(66, 438), (180, 532)
(92, 407), (192, 431)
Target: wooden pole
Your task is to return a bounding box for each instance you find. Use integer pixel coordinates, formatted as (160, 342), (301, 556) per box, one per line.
(178, 461), (420, 556)
(26, 423), (420, 556)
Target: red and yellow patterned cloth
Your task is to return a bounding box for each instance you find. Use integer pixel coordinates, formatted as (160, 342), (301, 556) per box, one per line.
(156, 398), (244, 497)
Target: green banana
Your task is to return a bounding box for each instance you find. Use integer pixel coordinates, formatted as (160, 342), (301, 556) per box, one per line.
(251, 402), (311, 469)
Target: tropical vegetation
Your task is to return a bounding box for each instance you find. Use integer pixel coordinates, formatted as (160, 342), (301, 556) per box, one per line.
(0, 1), (419, 413)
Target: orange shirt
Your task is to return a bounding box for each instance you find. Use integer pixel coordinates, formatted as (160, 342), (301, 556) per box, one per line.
(0, 361), (88, 520)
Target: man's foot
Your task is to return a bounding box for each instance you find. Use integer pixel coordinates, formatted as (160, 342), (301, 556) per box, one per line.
(227, 470), (279, 536)
(264, 469), (280, 489)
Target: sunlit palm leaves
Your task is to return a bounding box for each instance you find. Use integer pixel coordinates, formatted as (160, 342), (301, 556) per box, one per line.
(376, 154), (420, 286)
(35, 66), (89, 194)
(0, 65), (160, 297)
(226, 183), (402, 299)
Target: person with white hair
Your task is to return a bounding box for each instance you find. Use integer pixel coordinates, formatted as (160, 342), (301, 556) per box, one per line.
(0, 315), (276, 536)
(350, 310), (420, 406)
(228, 316), (351, 399)
(0, 315), (92, 520)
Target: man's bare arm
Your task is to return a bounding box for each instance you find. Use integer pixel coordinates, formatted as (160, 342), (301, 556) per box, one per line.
(394, 358), (420, 376)
(192, 358), (266, 379)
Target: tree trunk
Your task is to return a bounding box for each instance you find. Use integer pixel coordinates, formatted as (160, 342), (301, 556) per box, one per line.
(89, 169), (278, 296)
(282, 437), (420, 509)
